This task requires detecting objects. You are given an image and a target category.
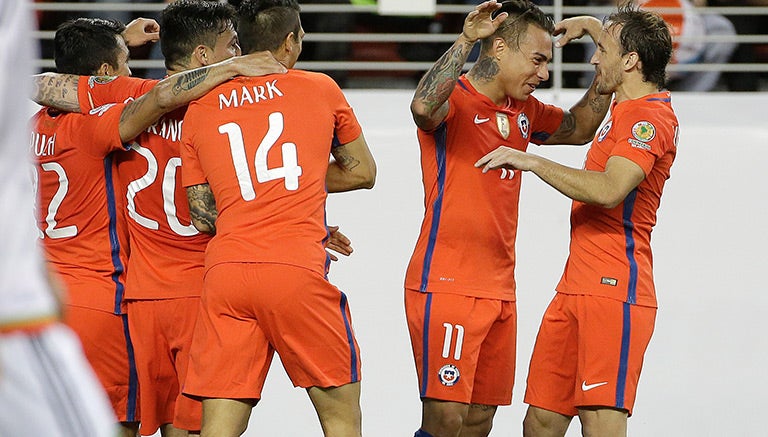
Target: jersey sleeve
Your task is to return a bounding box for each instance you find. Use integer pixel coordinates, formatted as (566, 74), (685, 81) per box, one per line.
(527, 96), (564, 144)
(66, 103), (130, 158)
(180, 104), (207, 188)
(609, 111), (671, 175)
(77, 76), (158, 112)
(321, 75), (362, 145)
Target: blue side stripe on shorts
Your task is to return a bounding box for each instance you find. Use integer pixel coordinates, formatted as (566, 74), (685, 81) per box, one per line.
(121, 314), (139, 422)
(419, 124), (448, 292)
(615, 302), (632, 409)
(622, 189), (639, 304)
(339, 292), (359, 382)
(420, 292), (433, 397)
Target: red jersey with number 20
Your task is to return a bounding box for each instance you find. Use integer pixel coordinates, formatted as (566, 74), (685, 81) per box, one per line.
(32, 103), (130, 314)
(79, 76), (210, 300)
(181, 71), (362, 276)
(556, 92), (678, 308)
(405, 76), (563, 301)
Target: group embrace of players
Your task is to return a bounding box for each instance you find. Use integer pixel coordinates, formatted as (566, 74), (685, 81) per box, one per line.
(18, 0), (679, 436)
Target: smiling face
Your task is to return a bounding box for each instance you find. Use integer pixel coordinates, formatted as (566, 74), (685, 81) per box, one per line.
(591, 23), (625, 95)
(497, 23), (552, 101)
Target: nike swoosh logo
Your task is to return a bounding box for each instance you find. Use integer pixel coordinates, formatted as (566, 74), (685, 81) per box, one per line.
(474, 115), (490, 124)
(581, 381), (608, 391)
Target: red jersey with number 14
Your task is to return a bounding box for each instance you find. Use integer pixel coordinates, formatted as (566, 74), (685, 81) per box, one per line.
(181, 71), (362, 276)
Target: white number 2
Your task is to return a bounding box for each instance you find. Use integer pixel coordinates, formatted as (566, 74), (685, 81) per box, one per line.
(36, 162), (78, 239)
(442, 323), (465, 360)
(218, 112), (302, 201)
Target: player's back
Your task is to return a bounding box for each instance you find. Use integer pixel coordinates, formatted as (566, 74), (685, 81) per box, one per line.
(182, 70), (362, 276)
(32, 105), (129, 313)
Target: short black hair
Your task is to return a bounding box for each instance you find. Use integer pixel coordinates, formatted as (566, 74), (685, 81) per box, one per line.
(237, 0), (301, 54)
(606, 4), (673, 88)
(160, 0), (238, 70)
(480, 0), (555, 53)
(54, 18), (126, 75)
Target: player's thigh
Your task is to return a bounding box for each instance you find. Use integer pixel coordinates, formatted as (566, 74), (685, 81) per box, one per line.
(254, 264), (361, 389)
(0, 324), (117, 437)
(524, 293), (580, 417)
(472, 299), (516, 406)
(404, 289), (508, 404)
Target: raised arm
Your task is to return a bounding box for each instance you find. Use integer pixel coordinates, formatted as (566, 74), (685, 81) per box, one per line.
(326, 134), (377, 193)
(544, 16), (611, 145)
(122, 18), (160, 47)
(410, 0), (507, 131)
(32, 51), (285, 113)
(475, 148), (645, 208)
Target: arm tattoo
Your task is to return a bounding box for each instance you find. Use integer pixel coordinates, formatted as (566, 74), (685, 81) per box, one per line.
(186, 184), (218, 234)
(332, 145), (361, 171)
(33, 74), (81, 112)
(172, 68), (211, 96)
(556, 112), (577, 138)
(414, 42), (472, 115)
(120, 97), (147, 125)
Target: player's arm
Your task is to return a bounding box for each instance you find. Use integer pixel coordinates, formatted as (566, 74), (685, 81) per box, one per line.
(123, 17), (160, 47)
(475, 147), (645, 208)
(326, 134), (376, 192)
(326, 225), (353, 261)
(544, 16), (611, 145)
(410, 0), (508, 131)
(31, 51), (286, 113)
(186, 184), (218, 234)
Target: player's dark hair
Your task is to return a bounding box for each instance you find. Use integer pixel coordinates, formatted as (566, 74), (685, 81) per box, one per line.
(479, 0), (555, 54)
(606, 4), (673, 88)
(160, 0), (238, 70)
(237, 0), (301, 54)
(54, 18), (126, 75)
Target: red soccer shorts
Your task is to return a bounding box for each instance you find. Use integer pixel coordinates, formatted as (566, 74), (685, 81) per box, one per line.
(405, 288), (516, 405)
(524, 293), (656, 416)
(126, 298), (201, 435)
(184, 262), (361, 400)
(64, 305), (139, 422)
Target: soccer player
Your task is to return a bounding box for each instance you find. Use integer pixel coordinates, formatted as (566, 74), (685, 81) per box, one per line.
(179, 0), (376, 435)
(0, 1), (116, 436)
(405, 1), (611, 436)
(33, 16), (284, 437)
(475, 6), (678, 436)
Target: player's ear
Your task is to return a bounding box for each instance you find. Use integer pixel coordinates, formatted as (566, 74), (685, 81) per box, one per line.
(97, 62), (112, 76)
(193, 45), (211, 66)
(283, 32), (296, 53)
(492, 37), (506, 60)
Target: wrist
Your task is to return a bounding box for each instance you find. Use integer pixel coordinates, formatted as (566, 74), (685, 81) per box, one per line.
(459, 31), (477, 45)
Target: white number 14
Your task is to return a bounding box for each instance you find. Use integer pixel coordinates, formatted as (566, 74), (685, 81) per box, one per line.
(218, 112), (302, 201)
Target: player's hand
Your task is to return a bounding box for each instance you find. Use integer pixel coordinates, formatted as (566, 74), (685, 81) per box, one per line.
(475, 146), (536, 173)
(123, 18), (160, 47)
(235, 51), (288, 77)
(326, 225), (353, 262)
(461, 0), (508, 43)
(554, 16), (602, 48)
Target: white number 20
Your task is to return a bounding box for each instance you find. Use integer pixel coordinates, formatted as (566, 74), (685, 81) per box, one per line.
(218, 112), (302, 201)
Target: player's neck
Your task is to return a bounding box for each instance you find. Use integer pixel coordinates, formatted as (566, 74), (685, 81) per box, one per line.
(614, 78), (662, 103)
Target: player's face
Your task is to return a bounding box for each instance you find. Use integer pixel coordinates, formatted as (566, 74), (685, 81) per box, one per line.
(591, 24), (624, 95)
(210, 22), (241, 64)
(499, 24), (552, 101)
(284, 23), (305, 69)
(109, 35), (131, 77)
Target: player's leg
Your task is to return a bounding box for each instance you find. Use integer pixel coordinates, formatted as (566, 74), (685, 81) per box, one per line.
(523, 294), (579, 437)
(460, 404), (497, 437)
(199, 398), (256, 437)
(419, 399), (470, 437)
(577, 407), (627, 437)
(307, 382), (362, 437)
(522, 406), (572, 437)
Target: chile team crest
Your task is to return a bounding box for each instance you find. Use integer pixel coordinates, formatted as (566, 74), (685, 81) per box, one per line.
(517, 113), (530, 139)
(597, 120), (612, 142)
(496, 112), (510, 139)
(438, 364), (460, 387)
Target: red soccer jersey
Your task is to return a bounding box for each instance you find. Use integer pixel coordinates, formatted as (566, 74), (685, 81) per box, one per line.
(32, 103), (130, 314)
(80, 75), (211, 300)
(405, 76), (564, 301)
(181, 71), (362, 275)
(556, 92), (679, 308)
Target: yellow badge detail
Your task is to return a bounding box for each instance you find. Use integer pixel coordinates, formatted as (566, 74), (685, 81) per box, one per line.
(496, 112), (510, 139)
(631, 121), (656, 142)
